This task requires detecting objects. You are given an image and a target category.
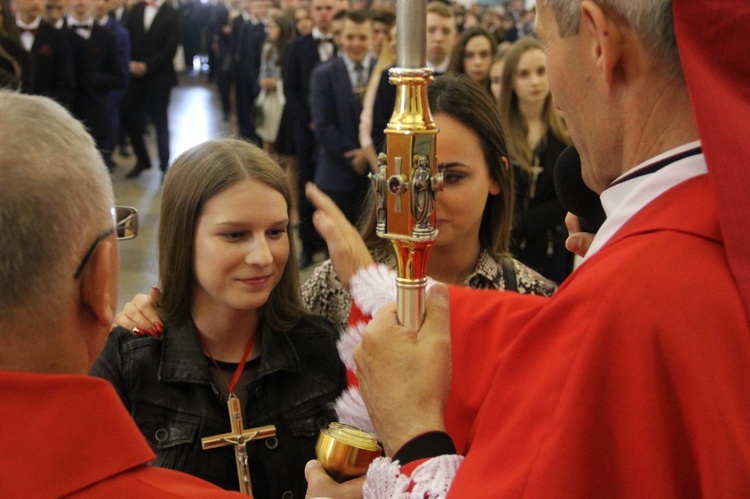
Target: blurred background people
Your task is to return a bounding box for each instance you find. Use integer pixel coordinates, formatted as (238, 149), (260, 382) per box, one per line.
(121, 0), (180, 178)
(15, 0), (74, 105)
(309, 9), (374, 226)
(283, 0), (337, 268)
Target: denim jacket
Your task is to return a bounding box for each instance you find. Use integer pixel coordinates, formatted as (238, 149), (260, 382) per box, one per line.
(91, 315), (346, 498)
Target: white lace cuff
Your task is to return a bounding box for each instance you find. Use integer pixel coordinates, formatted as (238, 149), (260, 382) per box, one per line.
(363, 455), (463, 498)
(350, 264), (398, 317)
(350, 264), (439, 318)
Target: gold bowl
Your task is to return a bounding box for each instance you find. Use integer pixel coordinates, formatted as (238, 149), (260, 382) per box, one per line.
(315, 422), (382, 482)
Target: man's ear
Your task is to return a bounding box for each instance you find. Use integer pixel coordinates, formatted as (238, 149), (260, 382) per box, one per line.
(79, 238), (118, 329)
(580, 0), (624, 86)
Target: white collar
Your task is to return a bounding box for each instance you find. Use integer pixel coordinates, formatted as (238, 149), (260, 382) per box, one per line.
(312, 26), (332, 40)
(342, 53), (371, 72)
(69, 15), (95, 27)
(429, 57), (450, 74)
(16, 14), (42, 29)
(584, 141), (705, 260)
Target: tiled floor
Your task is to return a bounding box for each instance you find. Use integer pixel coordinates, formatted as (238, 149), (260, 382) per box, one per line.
(113, 72), (321, 313)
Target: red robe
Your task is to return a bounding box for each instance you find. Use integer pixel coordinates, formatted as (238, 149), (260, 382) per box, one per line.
(0, 371), (242, 498)
(443, 176), (750, 496)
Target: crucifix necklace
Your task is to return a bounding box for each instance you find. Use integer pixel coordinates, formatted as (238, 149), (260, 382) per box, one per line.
(199, 334), (276, 497)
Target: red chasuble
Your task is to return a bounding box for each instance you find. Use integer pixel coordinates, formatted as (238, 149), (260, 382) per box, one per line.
(0, 372), (242, 498)
(443, 176), (750, 497)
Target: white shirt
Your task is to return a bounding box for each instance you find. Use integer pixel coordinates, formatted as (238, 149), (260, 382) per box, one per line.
(144, 0), (165, 32)
(584, 141), (705, 260)
(429, 57), (450, 75)
(313, 27), (334, 62)
(16, 14), (41, 52)
(114, 5), (125, 23)
(69, 15), (95, 40)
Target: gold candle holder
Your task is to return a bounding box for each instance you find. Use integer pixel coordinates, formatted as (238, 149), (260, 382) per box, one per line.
(315, 422), (382, 482)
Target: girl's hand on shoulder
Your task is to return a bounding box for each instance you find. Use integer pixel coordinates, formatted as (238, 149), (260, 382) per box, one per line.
(114, 287), (164, 337)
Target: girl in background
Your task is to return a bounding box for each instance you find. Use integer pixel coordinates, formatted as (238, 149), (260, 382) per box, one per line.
(499, 36), (572, 284)
(256, 14), (294, 158)
(448, 26), (496, 96)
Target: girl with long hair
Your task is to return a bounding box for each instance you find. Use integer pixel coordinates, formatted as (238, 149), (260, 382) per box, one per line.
(92, 140), (344, 496)
(499, 36), (572, 284)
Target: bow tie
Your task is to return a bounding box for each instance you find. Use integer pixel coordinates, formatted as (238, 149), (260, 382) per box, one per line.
(72, 23), (91, 30)
(315, 35), (332, 42)
(19, 27), (38, 35)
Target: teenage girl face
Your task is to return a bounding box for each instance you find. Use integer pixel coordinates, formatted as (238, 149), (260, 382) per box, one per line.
(463, 35), (494, 85)
(433, 113), (500, 251)
(512, 48), (549, 106)
(267, 19), (280, 41)
(191, 178), (290, 318)
(294, 7), (312, 35)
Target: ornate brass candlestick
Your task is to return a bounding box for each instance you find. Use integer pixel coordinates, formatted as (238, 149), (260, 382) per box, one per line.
(370, 0), (443, 330)
(315, 0), (442, 477)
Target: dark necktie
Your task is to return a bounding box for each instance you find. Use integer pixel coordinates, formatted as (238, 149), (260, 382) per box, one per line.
(354, 62), (366, 103)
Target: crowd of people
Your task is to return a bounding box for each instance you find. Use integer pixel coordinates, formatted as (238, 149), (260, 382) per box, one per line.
(3, 0), (750, 497)
(1, 0), (569, 283)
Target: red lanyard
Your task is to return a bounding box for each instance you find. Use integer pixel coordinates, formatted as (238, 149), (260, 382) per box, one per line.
(199, 334), (257, 395)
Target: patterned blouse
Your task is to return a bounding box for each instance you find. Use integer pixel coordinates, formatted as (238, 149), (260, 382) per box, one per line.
(301, 248), (557, 333)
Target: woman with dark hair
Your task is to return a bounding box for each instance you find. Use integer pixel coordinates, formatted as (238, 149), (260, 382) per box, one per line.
(448, 26), (497, 96)
(302, 73), (556, 332)
(92, 139), (345, 497)
(0, 0), (30, 90)
(500, 36), (572, 284)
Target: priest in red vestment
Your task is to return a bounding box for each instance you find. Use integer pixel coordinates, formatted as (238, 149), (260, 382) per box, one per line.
(303, 0), (750, 497)
(0, 92), (242, 498)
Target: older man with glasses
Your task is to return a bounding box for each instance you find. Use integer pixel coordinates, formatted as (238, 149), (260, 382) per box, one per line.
(0, 91), (242, 498)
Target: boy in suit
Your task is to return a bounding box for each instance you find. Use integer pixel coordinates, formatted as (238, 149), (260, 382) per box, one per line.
(67, 0), (126, 158)
(309, 9), (373, 225)
(121, 0), (179, 178)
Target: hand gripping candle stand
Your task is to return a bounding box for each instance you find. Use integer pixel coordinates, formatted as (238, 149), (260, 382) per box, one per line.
(315, 0), (444, 480)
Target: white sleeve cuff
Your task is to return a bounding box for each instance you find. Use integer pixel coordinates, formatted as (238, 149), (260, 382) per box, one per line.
(363, 454), (464, 498)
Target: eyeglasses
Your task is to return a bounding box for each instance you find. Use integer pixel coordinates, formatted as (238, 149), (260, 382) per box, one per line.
(73, 206), (139, 279)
